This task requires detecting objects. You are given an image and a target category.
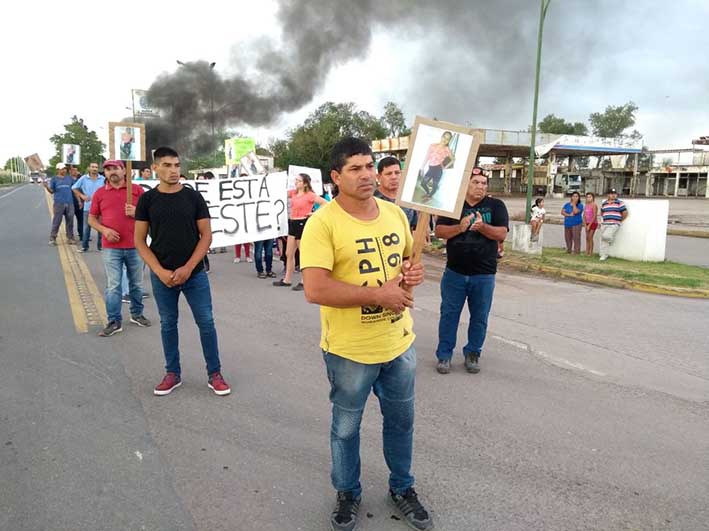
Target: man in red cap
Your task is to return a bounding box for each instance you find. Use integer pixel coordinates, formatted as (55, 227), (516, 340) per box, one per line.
(88, 160), (151, 337)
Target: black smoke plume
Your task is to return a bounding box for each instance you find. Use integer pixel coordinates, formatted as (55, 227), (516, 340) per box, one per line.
(144, 0), (623, 158)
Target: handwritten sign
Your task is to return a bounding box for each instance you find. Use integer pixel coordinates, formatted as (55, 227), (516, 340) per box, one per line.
(137, 172), (288, 247)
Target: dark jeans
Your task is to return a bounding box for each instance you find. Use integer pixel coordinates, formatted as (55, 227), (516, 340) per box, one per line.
(564, 224), (582, 253)
(82, 212), (102, 251)
(254, 239), (274, 273)
(102, 248), (144, 323)
(50, 202), (73, 240)
(435, 268), (496, 361)
(323, 346), (416, 498)
(150, 269), (221, 376)
(74, 201), (83, 241)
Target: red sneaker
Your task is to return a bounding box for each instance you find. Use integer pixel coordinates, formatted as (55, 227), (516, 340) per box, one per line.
(208, 372), (231, 396)
(154, 373), (181, 396)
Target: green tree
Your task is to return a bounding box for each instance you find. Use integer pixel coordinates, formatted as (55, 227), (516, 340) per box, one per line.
(3, 156), (25, 171)
(536, 114), (588, 135)
(271, 102), (388, 176)
(381, 102), (411, 137)
(48, 116), (105, 173)
(589, 102), (639, 138)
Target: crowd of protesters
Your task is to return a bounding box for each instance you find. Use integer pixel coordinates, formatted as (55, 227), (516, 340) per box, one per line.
(40, 136), (633, 531)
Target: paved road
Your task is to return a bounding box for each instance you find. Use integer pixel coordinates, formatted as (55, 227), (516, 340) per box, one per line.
(2, 184), (708, 531)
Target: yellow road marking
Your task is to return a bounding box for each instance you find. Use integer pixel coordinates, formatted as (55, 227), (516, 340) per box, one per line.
(44, 192), (107, 333)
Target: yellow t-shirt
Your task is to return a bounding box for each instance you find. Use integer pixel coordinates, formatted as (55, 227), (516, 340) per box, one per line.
(300, 198), (415, 364)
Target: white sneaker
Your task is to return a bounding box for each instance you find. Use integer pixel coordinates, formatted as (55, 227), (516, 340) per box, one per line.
(599, 256), (608, 261)
(233, 258), (241, 263)
(246, 257), (253, 263)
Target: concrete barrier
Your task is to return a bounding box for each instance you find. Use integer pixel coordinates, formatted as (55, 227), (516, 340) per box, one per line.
(608, 199), (668, 262)
(511, 224), (543, 255)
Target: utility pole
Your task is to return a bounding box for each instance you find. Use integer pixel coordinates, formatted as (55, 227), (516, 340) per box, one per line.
(526, 0), (551, 223)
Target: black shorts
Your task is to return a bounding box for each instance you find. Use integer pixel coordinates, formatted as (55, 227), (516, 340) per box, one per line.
(288, 218), (308, 240)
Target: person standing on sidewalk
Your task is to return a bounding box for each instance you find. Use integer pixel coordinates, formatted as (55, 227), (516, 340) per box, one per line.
(599, 188), (628, 261)
(72, 162), (105, 252)
(561, 191), (583, 254)
(584, 192), (599, 256)
(433, 168), (509, 375)
(134, 146), (231, 397)
(44, 163), (76, 245)
(88, 160), (151, 337)
(301, 137), (433, 531)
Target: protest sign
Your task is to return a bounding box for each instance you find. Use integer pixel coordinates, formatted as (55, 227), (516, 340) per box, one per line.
(24, 153), (44, 171)
(62, 144), (81, 165)
(136, 173), (288, 247)
(287, 165), (324, 195)
(225, 137), (256, 166)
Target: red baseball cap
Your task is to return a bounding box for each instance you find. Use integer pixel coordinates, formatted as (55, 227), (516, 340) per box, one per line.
(103, 160), (125, 169)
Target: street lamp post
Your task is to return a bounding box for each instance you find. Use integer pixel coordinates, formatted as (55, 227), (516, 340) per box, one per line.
(526, 0), (552, 223)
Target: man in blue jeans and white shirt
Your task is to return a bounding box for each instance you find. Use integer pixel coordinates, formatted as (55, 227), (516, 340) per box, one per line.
(434, 167), (509, 375)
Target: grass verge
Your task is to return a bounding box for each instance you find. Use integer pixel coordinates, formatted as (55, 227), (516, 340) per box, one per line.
(507, 248), (709, 290)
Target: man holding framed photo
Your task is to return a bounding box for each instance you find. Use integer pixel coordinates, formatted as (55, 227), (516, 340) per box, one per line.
(433, 167), (509, 375)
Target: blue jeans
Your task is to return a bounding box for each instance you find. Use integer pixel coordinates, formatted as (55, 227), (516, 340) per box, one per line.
(435, 268), (495, 361)
(150, 269), (220, 376)
(82, 212), (102, 251)
(323, 345), (416, 498)
(253, 239), (274, 273)
(102, 248), (144, 323)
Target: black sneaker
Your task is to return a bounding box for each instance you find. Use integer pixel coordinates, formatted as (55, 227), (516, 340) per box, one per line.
(130, 315), (152, 327)
(464, 352), (480, 373)
(121, 296), (130, 304)
(330, 491), (360, 531)
(436, 359), (450, 374)
(389, 488), (433, 530)
(273, 279), (291, 287)
(257, 271), (267, 279)
(98, 321), (123, 337)
(292, 282), (304, 291)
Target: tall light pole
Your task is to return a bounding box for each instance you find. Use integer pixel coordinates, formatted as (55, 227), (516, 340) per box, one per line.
(526, 0), (552, 223)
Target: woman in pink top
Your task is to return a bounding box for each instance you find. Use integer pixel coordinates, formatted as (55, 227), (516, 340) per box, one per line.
(420, 131), (455, 201)
(273, 173), (326, 290)
(584, 192), (599, 256)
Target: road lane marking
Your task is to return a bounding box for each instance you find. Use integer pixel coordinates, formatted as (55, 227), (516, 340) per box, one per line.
(0, 185), (26, 200)
(490, 334), (607, 377)
(44, 192), (107, 333)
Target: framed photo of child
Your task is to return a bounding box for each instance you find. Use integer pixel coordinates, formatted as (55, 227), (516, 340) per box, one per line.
(397, 116), (482, 218)
(108, 121), (146, 161)
(62, 144), (81, 165)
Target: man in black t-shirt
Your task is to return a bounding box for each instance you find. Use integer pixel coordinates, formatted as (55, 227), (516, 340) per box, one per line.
(135, 146), (231, 397)
(434, 167), (509, 375)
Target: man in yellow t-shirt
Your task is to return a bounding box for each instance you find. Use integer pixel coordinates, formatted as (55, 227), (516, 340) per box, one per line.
(301, 137), (433, 531)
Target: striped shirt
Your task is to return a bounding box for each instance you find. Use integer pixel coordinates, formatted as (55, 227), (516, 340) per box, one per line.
(601, 199), (627, 225)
